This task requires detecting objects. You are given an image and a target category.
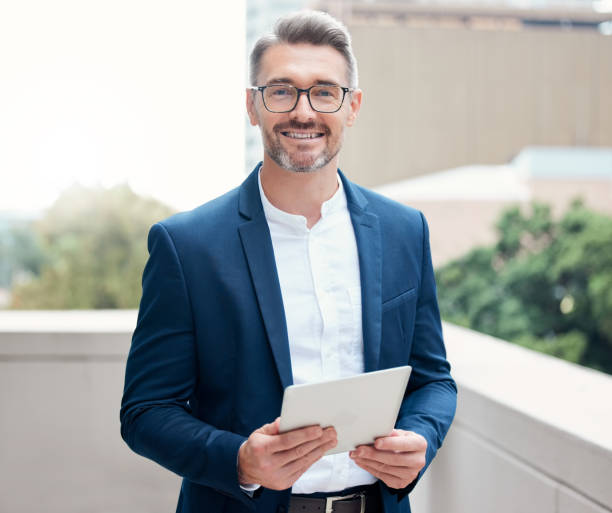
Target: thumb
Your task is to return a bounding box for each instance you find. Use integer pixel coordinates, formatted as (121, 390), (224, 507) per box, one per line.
(258, 417), (280, 436)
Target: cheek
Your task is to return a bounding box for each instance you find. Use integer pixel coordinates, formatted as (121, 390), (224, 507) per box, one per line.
(330, 122), (347, 141)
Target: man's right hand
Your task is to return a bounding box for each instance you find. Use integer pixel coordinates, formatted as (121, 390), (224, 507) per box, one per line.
(238, 418), (337, 490)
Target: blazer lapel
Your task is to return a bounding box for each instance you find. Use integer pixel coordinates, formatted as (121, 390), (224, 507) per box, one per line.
(340, 172), (383, 372)
(238, 168), (293, 389)
(236, 168), (382, 385)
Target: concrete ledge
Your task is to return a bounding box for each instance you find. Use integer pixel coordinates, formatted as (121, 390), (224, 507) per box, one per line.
(1, 311), (611, 512)
(0, 310), (136, 359)
(0, 309), (137, 332)
(0, 309), (177, 513)
(443, 323), (612, 451)
(437, 322), (612, 511)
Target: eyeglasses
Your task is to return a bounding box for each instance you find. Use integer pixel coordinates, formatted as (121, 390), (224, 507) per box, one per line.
(251, 84), (353, 113)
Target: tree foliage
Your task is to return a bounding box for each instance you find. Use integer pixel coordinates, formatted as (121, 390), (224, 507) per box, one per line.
(0, 220), (46, 288)
(435, 201), (612, 375)
(10, 184), (175, 309)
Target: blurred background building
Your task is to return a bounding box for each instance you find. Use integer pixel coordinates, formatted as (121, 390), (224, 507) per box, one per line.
(311, 0), (612, 187)
(245, 0), (310, 172)
(376, 146), (612, 265)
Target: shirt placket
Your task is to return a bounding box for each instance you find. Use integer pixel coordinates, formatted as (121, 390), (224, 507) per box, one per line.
(308, 227), (340, 379)
(309, 222), (348, 490)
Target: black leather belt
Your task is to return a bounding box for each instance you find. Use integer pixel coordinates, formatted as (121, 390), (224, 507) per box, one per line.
(289, 485), (381, 513)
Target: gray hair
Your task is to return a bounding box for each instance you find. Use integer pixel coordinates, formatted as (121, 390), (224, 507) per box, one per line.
(249, 10), (358, 88)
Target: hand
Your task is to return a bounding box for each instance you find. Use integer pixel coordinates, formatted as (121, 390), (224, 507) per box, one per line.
(238, 418), (337, 490)
(349, 429), (427, 489)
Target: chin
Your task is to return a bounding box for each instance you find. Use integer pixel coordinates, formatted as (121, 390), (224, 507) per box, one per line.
(268, 150), (330, 173)
(286, 156), (329, 173)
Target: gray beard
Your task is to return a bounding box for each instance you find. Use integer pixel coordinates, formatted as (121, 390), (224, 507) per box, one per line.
(264, 135), (340, 173)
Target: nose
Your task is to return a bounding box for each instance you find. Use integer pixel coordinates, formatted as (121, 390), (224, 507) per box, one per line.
(289, 90), (316, 121)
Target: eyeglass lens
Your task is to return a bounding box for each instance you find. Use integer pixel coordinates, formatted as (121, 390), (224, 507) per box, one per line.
(263, 85), (344, 113)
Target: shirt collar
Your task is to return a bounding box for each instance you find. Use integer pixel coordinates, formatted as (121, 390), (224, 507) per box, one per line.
(258, 170), (347, 232)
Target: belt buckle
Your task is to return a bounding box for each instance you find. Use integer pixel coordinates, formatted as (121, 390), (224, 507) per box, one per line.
(324, 492), (365, 513)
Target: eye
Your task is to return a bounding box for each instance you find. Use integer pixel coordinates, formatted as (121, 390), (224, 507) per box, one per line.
(269, 86), (293, 97)
(312, 86), (340, 99)
(314, 87), (332, 97)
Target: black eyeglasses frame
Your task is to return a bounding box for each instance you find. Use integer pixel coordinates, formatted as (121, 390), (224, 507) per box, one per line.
(251, 84), (353, 114)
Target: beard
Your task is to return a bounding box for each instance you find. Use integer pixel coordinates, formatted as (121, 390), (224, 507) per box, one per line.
(261, 120), (342, 173)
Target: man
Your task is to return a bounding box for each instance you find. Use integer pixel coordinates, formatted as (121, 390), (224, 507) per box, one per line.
(120, 10), (456, 513)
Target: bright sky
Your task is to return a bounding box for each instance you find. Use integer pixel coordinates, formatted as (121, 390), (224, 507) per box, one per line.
(0, 1), (246, 215)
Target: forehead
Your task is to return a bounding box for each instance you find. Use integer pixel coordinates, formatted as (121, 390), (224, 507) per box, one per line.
(258, 43), (349, 86)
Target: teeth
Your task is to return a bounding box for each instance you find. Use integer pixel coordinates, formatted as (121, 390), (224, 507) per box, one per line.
(283, 132), (322, 139)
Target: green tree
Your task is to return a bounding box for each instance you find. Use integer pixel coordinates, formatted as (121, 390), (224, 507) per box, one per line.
(436, 201), (612, 375)
(0, 220), (46, 289)
(10, 184), (175, 309)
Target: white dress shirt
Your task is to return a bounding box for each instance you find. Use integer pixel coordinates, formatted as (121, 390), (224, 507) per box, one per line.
(258, 171), (377, 494)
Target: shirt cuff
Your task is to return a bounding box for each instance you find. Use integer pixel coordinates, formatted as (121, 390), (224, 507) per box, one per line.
(240, 482), (262, 496)
(237, 441), (261, 495)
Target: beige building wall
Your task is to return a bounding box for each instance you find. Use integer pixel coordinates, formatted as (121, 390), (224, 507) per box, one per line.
(403, 199), (514, 268)
(411, 180), (612, 268)
(377, 169), (612, 267)
(340, 24), (612, 187)
(530, 178), (612, 216)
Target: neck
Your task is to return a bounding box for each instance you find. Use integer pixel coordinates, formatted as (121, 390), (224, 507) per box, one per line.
(259, 156), (339, 228)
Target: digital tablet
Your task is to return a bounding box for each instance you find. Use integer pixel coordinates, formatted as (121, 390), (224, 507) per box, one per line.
(279, 365), (412, 455)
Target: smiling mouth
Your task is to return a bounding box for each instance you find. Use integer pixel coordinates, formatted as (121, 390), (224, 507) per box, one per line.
(280, 131), (325, 140)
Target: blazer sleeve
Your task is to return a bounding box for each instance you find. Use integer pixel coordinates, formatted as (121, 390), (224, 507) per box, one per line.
(390, 212), (458, 499)
(119, 222), (254, 508)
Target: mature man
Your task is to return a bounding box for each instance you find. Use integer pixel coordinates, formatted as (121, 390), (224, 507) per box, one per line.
(120, 10), (456, 513)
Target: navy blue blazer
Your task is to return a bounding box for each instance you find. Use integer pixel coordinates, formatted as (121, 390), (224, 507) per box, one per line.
(120, 165), (457, 513)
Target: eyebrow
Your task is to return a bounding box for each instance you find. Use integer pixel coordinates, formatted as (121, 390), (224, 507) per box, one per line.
(265, 77), (341, 87)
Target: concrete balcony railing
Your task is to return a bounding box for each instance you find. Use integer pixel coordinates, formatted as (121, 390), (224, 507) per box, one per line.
(0, 311), (611, 513)
(412, 323), (612, 513)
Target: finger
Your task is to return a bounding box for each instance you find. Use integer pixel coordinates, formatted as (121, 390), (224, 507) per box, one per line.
(275, 429), (337, 467)
(352, 459), (410, 490)
(257, 417), (280, 436)
(351, 447), (416, 467)
(282, 438), (337, 477)
(271, 424), (325, 452)
(352, 456), (414, 479)
(285, 438), (337, 482)
(374, 432), (426, 452)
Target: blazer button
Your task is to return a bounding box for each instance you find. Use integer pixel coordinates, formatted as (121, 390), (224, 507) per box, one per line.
(277, 505), (286, 513)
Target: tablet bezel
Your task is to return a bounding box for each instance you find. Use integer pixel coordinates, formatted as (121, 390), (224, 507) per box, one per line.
(278, 365), (412, 455)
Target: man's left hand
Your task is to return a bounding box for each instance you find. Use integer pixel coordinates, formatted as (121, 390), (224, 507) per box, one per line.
(349, 429), (427, 489)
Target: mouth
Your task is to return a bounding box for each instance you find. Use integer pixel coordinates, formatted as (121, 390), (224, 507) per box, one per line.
(280, 131), (325, 140)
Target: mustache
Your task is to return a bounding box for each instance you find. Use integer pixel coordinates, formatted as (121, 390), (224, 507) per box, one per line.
(273, 121), (329, 134)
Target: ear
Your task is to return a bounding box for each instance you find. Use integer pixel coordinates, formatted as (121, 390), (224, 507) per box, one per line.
(345, 88), (362, 127)
(246, 88), (260, 127)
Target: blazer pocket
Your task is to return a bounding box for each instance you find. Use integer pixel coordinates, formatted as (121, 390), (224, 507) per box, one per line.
(382, 287), (416, 312)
